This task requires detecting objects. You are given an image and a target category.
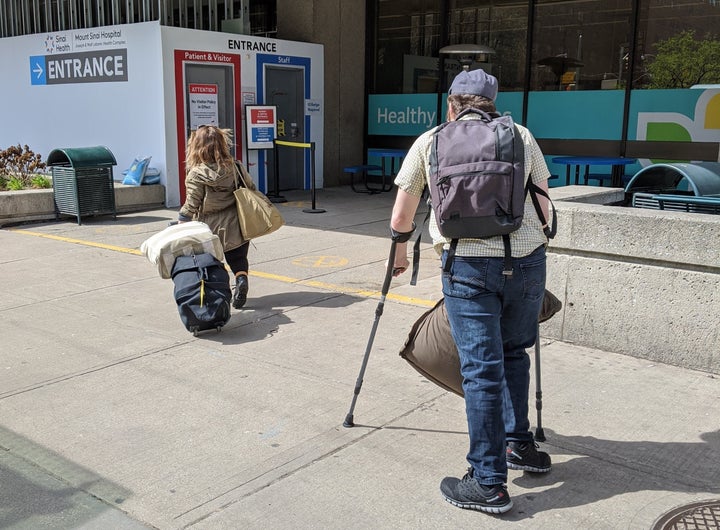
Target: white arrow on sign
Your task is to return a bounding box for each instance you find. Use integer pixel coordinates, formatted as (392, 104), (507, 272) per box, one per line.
(33, 62), (44, 79)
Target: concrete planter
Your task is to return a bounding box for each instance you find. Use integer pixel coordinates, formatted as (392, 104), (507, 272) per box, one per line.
(0, 183), (165, 226)
(546, 187), (720, 375)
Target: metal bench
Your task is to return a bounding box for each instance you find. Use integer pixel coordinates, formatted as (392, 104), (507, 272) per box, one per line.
(344, 164), (383, 194)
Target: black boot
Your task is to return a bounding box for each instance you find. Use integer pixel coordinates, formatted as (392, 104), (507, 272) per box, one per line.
(233, 274), (249, 309)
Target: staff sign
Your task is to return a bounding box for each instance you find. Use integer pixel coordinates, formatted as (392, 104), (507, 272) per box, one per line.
(245, 105), (277, 150)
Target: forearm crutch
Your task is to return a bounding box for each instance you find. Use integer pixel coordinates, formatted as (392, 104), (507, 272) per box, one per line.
(343, 225), (414, 428)
(534, 321), (546, 442)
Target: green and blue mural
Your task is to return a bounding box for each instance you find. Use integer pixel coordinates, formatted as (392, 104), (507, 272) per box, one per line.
(368, 89), (720, 185)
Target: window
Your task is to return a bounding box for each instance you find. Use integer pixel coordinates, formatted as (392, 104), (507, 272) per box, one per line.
(532, 0), (633, 91)
(448, 1), (529, 92)
(635, 0), (720, 89)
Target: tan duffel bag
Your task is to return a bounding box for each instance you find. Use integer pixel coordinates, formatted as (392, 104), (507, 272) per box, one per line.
(399, 290), (562, 397)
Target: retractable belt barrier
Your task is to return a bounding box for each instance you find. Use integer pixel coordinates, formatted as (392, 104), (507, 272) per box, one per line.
(272, 139), (325, 213)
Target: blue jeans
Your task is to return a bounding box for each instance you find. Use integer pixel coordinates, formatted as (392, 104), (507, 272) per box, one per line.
(441, 245), (546, 485)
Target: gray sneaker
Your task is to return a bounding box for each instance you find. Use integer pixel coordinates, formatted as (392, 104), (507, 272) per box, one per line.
(440, 469), (513, 514)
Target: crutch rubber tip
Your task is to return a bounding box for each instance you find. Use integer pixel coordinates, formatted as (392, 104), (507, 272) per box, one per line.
(343, 415), (355, 428)
(535, 427), (546, 442)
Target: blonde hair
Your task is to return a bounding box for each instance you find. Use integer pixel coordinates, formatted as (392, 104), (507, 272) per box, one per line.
(185, 125), (234, 173)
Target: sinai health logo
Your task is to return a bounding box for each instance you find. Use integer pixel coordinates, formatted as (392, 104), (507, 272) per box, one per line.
(44, 34), (71, 53)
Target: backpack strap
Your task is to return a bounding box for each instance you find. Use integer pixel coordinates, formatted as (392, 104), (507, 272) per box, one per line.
(526, 180), (557, 239)
(501, 235), (513, 276)
(407, 191), (432, 285)
(455, 107), (500, 122)
(406, 212), (425, 285)
(443, 238), (458, 274)
(443, 183), (553, 278)
(443, 235), (518, 276)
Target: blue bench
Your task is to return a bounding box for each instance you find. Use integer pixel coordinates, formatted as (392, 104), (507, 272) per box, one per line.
(585, 173), (635, 187)
(585, 173), (613, 186)
(344, 164), (383, 194)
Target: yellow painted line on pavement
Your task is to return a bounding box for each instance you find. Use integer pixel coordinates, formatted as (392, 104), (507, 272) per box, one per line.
(10, 228), (435, 308)
(10, 229), (143, 255)
(292, 255), (349, 268)
(246, 271), (435, 307)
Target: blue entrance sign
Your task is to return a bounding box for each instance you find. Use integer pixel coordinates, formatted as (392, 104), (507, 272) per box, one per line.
(29, 56), (47, 85)
(29, 49), (128, 86)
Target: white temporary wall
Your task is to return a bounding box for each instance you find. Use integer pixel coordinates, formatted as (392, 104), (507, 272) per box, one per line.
(0, 21), (324, 208)
(160, 25), (324, 206)
(0, 22), (167, 196)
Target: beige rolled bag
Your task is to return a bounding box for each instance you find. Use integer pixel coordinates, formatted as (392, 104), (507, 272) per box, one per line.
(140, 221), (224, 279)
(399, 290), (562, 397)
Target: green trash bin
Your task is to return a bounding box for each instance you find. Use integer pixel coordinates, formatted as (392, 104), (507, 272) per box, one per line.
(47, 146), (117, 225)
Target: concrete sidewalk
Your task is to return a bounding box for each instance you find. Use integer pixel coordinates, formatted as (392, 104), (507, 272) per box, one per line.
(1, 186), (718, 529)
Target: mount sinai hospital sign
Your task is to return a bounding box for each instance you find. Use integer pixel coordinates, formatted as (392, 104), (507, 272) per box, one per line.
(29, 28), (128, 85)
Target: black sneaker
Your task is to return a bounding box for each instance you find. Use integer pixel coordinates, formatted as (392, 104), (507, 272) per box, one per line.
(440, 469), (513, 514)
(506, 441), (551, 473)
(233, 275), (249, 309)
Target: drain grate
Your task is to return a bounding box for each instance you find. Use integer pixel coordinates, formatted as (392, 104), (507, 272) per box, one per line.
(652, 500), (720, 530)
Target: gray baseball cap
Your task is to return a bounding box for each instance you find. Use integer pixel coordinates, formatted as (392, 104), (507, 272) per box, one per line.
(448, 69), (498, 100)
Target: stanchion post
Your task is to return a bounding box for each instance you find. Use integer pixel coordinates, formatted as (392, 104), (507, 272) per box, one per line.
(303, 142), (325, 214)
(268, 139), (287, 203)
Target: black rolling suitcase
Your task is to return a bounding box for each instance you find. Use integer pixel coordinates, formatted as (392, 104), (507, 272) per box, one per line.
(171, 253), (232, 336)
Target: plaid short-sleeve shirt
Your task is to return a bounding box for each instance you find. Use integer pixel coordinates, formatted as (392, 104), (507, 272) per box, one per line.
(394, 116), (552, 257)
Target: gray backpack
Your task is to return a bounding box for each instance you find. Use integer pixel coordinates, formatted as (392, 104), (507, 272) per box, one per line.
(428, 108), (554, 275)
(429, 108), (526, 239)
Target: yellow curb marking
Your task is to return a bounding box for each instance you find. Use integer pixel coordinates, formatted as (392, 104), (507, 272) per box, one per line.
(9, 229), (435, 308)
(10, 229), (142, 255)
(291, 255), (348, 268)
(257, 272), (435, 308)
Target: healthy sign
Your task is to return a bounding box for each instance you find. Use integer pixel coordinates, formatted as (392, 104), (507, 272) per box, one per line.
(367, 94), (438, 135)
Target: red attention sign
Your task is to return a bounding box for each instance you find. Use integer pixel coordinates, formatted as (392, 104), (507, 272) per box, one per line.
(251, 107), (274, 124)
(190, 83), (217, 95)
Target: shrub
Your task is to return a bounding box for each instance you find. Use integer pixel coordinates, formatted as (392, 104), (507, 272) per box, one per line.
(30, 174), (52, 189)
(0, 144), (48, 190)
(6, 176), (25, 190)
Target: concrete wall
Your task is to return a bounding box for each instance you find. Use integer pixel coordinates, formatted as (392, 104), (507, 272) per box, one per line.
(277, 0), (366, 187)
(0, 184), (165, 226)
(544, 187), (720, 375)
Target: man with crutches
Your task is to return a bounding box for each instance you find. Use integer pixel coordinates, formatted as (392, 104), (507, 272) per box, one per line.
(390, 69), (554, 515)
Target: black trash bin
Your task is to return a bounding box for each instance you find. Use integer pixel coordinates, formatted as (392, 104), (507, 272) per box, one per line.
(625, 162), (720, 214)
(47, 146), (117, 225)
